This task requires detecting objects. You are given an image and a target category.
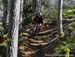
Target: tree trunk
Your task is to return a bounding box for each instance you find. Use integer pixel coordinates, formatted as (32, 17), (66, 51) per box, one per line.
(57, 0), (64, 38)
(20, 0), (24, 24)
(32, 0), (41, 13)
(7, 0), (21, 57)
(22, 0), (26, 19)
(32, 0), (37, 13)
(2, 0), (8, 33)
(22, 0), (26, 29)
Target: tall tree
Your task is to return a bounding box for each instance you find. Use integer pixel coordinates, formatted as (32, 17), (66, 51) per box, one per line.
(57, 0), (64, 38)
(32, 0), (36, 13)
(7, 0), (21, 57)
(32, 0), (41, 13)
(20, 0), (24, 23)
(22, 0), (26, 28)
(2, 0), (8, 31)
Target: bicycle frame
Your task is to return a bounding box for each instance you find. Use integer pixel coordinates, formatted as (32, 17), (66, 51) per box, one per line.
(32, 24), (41, 36)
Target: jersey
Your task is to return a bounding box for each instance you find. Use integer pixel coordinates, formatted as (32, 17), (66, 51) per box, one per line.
(32, 15), (43, 24)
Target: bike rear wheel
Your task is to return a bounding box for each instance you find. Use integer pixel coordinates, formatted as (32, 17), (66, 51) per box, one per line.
(32, 24), (40, 36)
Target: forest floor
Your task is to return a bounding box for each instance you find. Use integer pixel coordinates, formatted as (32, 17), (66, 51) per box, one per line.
(18, 21), (58, 57)
(18, 19), (75, 57)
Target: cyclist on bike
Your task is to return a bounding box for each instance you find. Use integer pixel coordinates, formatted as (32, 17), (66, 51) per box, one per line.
(32, 13), (43, 24)
(31, 13), (44, 35)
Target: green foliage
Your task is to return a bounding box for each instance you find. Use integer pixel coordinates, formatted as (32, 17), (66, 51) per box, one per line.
(59, 32), (64, 38)
(54, 22), (75, 56)
(0, 46), (7, 57)
(0, 35), (7, 57)
(63, 9), (75, 17)
(0, 34), (7, 46)
(55, 42), (70, 57)
(40, 6), (57, 20)
(64, 22), (75, 49)
(69, 43), (75, 49)
(65, 22), (75, 34)
(23, 3), (33, 25)
(22, 17), (32, 25)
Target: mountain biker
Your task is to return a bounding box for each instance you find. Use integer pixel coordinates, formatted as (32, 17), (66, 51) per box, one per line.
(32, 13), (43, 25)
(31, 13), (44, 35)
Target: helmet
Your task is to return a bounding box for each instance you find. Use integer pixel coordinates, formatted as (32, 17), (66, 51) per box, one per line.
(36, 12), (40, 16)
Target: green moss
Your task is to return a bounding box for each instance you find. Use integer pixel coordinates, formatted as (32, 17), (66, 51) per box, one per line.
(55, 42), (70, 57)
(59, 32), (64, 38)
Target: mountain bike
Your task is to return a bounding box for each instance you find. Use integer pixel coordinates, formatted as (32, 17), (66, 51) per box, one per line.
(32, 24), (42, 36)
